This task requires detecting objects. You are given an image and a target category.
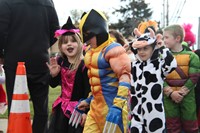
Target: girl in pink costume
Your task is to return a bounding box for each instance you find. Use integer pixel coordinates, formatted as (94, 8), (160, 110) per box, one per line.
(47, 17), (90, 133)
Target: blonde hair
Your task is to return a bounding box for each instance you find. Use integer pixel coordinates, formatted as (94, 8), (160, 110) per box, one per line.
(58, 33), (83, 71)
(164, 24), (185, 43)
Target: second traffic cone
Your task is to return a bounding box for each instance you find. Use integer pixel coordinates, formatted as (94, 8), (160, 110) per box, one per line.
(7, 62), (32, 133)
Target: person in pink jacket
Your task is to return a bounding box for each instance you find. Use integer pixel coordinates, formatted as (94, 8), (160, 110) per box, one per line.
(47, 17), (90, 133)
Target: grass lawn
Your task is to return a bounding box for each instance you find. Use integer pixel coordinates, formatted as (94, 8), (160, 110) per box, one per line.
(0, 86), (61, 119)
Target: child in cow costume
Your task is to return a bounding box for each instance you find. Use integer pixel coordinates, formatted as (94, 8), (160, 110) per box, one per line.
(130, 27), (177, 133)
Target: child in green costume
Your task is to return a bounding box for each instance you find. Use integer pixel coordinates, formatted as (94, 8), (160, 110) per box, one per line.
(163, 24), (200, 133)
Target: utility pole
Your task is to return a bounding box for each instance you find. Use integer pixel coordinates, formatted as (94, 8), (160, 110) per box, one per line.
(166, 0), (169, 26)
(163, 0), (165, 27)
(198, 17), (200, 49)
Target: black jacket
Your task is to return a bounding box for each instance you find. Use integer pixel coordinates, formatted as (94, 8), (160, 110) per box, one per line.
(0, 0), (59, 73)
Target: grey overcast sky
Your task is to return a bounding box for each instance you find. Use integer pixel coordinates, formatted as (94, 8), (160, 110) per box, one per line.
(53, 0), (200, 46)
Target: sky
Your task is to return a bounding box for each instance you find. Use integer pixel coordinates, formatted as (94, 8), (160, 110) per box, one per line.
(53, 0), (200, 48)
(53, 0), (122, 25)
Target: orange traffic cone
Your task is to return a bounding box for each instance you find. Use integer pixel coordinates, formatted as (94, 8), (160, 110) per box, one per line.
(7, 62), (32, 133)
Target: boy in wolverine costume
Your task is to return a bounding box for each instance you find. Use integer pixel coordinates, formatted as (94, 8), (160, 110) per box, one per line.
(74, 9), (131, 133)
(163, 24), (200, 133)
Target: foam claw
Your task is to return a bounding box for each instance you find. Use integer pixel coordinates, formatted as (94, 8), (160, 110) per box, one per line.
(69, 109), (75, 125)
(108, 123), (112, 132)
(112, 124), (117, 133)
(75, 113), (82, 128)
(72, 111), (79, 127)
(103, 121), (108, 133)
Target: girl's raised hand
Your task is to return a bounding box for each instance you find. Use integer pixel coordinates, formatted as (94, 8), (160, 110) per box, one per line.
(46, 57), (61, 77)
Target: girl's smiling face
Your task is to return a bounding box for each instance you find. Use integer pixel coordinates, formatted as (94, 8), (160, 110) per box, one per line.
(60, 36), (79, 58)
(137, 45), (154, 61)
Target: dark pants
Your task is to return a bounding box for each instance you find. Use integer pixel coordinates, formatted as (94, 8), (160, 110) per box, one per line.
(48, 104), (83, 133)
(5, 67), (49, 133)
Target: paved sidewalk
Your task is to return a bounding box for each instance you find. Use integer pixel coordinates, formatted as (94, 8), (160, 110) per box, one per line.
(0, 119), (7, 133)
